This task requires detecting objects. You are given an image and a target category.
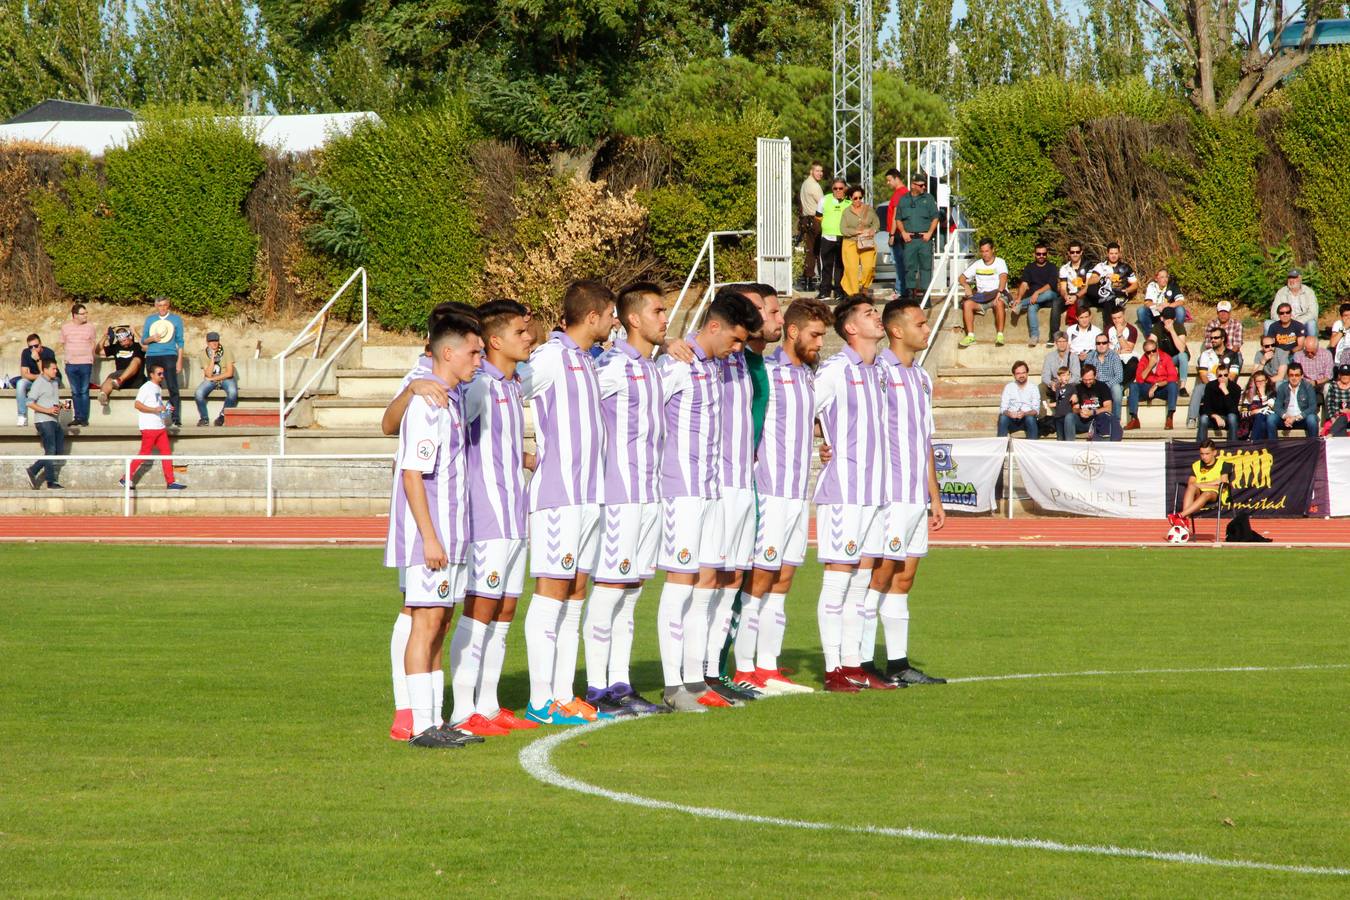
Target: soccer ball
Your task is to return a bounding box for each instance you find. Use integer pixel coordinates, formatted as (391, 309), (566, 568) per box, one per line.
(1166, 524), (1191, 544)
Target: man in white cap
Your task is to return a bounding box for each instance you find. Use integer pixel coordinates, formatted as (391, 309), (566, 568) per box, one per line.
(1204, 301), (1244, 375)
(1271, 269), (1318, 335)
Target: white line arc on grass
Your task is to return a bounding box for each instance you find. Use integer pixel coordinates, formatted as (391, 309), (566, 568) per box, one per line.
(519, 664), (1350, 878)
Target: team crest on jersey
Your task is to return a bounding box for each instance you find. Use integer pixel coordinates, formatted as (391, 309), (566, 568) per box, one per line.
(437, 580), (450, 599)
(889, 536), (902, 553)
(619, 559), (631, 575)
(561, 553), (575, 571)
(764, 546), (778, 561)
(416, 439), (435, 460)
(845, 540), (859, 556)
(677, 548), (692, 565)
(487, 571), (501, 589)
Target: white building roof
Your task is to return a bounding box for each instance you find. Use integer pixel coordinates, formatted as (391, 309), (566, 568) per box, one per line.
(0, 112), (381, 156)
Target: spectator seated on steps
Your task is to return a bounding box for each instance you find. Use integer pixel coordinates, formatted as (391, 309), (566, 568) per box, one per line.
(1239, 370), (1277, 441)
(1050, 366), (1076, 441)
(957, 237), (1009, 348)
(194, 332), (238, 426)
(1065, 307), (1100, 358)
(1187, 328), (1239, 428)
(1010, 241), (1060, 347)
(1252, 334), (1289, 386)
(1204, 300), (1244, 374)
(1065, 363), (1118, 441)
(1331, 303), (1350, 366)
(1084, 334), (1124, 422)
(1124, 336), (1178, 431)
(97, 326), (146, 409)
(1324, 364), (1350, 437)
(15, 333), (62, 427)
(1040, 331), (1080, 406)
(996, 360), (1040, 439)
(1270, 269), (1318, 335)
(1137, 268), (1186, 333)
(1292, 334), (1333, 409)
(1196, 364), (1240, 442)
(1265, 302), (1305, 355)
(1271, 363), (1318, 437)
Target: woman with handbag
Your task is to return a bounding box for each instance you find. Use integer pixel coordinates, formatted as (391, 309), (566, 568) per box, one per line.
(838, 186), (880, 299)
(1239, 369), (1276, 440)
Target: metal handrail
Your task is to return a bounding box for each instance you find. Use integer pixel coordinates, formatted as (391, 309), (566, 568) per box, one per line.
(917, 232), (969, 368)
(668, 230), (754, 332)
(1, 451), (392, 517)
(277, 267), (368, 455)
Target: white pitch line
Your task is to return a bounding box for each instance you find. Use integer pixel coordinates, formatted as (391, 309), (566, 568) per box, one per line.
(519, 665), (1350, 878)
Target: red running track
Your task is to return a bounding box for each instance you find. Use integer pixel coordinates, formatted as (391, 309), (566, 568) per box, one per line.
(2, 515), (1348, 548)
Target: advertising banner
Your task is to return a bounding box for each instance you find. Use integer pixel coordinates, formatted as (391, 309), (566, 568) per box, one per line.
(1328, 440), (1350, 518)
(1013, 441), (1166, 518)
(932, 438), (1007, 513)
(1165, 440), (1321, 517)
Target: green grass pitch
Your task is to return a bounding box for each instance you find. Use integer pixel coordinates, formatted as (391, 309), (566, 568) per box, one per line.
(2, 545), (1348, 897)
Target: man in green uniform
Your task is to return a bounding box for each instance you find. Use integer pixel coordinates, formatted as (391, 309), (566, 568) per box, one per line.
(897, 173), (940, 300)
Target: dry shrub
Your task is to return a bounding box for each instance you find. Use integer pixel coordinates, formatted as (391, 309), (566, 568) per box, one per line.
(592, 136), (672, 196)
(0, 145), (67, 305)
(1051, 116), (1181, 274)
(483, 176), (652, 325)
(1254, 109), (1314, 259)
(469, 139), (533, 244)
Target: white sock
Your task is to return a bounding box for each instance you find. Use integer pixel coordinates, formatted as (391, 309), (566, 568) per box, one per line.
(476, 620), (509, 718)
(448, 617), (488, 724)
(390, 612), (412, 710)
(525, 595), (563, 709)
(756, 592), (787, 670)
(431, 669), (445, 726)
(860, 588), (882, 668)
(817, 571), (850, 671)
(704, 586), (737, 678)
(879, 592), (910, 662)
(840, 568), (870, 667)
(408, 672), (434, 736)
(657, 582), (693, 687)
(583, 585), (625, 690)
(609, 587), (640, 687)
(683, 587), (715, 684)
(734, 592), (763, 673)
(551, 601), (583, 702)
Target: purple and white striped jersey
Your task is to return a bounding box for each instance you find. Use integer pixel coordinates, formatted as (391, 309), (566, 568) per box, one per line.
(719, 350), (756, 490)
(395, 354), (433, 396)
(522, 331), (605, 511)
(754, 347), (815, 500)
(385, 377), (469, 567)
(597, 339), (665, 505)
(812, 345), (888, 506)
(658, 335), (722, 500)
(463, 360), (528, 540)
(879, 347), (935, 505)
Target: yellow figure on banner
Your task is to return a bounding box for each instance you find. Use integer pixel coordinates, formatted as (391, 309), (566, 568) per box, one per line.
(1215, 448), (1273, 490)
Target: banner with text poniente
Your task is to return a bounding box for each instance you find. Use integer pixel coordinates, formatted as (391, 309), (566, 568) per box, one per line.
(1165, 439), (1320, 517)
(932, 437), (1007, 513)
(1013, 441), (1165, 518)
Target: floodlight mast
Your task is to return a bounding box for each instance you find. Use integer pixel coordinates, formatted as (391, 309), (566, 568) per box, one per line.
(831, 0), (874, 202)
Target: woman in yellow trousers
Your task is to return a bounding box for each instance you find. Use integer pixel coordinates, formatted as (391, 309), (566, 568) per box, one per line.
(839, 185), (880, 298)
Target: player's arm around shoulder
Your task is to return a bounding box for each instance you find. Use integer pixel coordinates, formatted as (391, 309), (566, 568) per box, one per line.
(520, 344), (559, 401)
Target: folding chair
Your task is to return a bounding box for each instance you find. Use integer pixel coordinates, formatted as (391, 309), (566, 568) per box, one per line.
(1172, 481), (1225, 543)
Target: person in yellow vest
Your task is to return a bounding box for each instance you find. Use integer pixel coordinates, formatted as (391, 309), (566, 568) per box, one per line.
(838, 186), (881, 299)
(1171, 439), (1232, 533)
(816, 178), (850, 301)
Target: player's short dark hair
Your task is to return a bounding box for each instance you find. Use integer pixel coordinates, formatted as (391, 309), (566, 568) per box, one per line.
(882, 297), (921, 329)
(1011, 360), (1028, 374)
(783, 298), (833, 333)
(615, 281), (663, 330)
(979, 237), (994, 249)
(148, 362), (166, 376)
(1081, 363), (1097, 376)
(885, 167), (902, 179)
(429, 301), (477, 335)
(429, 310), (482, 350)
(562, 279), (615, 326)
(751, 282), (777, 299)
(1077, 307), (1092, 318)
(833, 296), (872, 340)
(40, 356), (58, 370)
(1068, 239), (1083, 251)
(705, 289), (762, 334)
(476, 299), (529, 337)
(1287, 362), (1304, 374)
(1034, 241), (1048, 251)
(71, 302), (86, 315)
(26, 333), (39, 343)
(1198, 438), (1217, 451)
(1106, 241), (1120, 251)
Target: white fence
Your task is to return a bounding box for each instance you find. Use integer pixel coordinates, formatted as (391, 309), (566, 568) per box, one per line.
(756, 136), (793, 295)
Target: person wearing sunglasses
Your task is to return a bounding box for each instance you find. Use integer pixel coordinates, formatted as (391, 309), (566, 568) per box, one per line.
(1085, 334), (1125, 417)
(1010, 242), (1059, 347)
(1056, 240), (1089, 341)
(1187, 328), (1238, 428)
(1253, 336), (1289, 385)
(1197, 364), (1240, 442)
(816, 178), (850, 301)
(15, 333), (60, 427)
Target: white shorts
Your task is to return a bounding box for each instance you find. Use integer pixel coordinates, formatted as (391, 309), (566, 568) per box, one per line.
(882, 501), (930, 561)
(529, 504), (601, 580)
(754, 495), (809, 571)
(817, 503), (885, 565)
(721, 486), (757, 571)
(659, 496), (725, 574)
(403, 562), (469, 608)
(468, 538), (528, 599)
(594, 502), (662, 583)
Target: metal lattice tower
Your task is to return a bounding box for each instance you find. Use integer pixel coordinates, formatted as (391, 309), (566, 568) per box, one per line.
(832, 0), (874, 201)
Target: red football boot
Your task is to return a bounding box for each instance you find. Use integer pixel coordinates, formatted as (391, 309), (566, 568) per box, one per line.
(390, 708), (413, 741)
(454, 713), (511, 737)
(823, 667), (862, 693)
(488, 708), (540, 731)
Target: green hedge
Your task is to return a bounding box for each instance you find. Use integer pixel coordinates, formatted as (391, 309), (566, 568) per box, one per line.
(1278, 48), (1350, 304)
(33, 115), (264, 314)
(313, 104), (481, 331)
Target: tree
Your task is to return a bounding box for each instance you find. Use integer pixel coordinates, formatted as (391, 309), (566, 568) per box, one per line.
(1140, 0), (1331, 114)
(130, 0), (271, 112)
(950, 0), (1074, 99)
(0, 0), (134, 115)
(1072, 0), (1149, 85)
(883, 0), (956, 96)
